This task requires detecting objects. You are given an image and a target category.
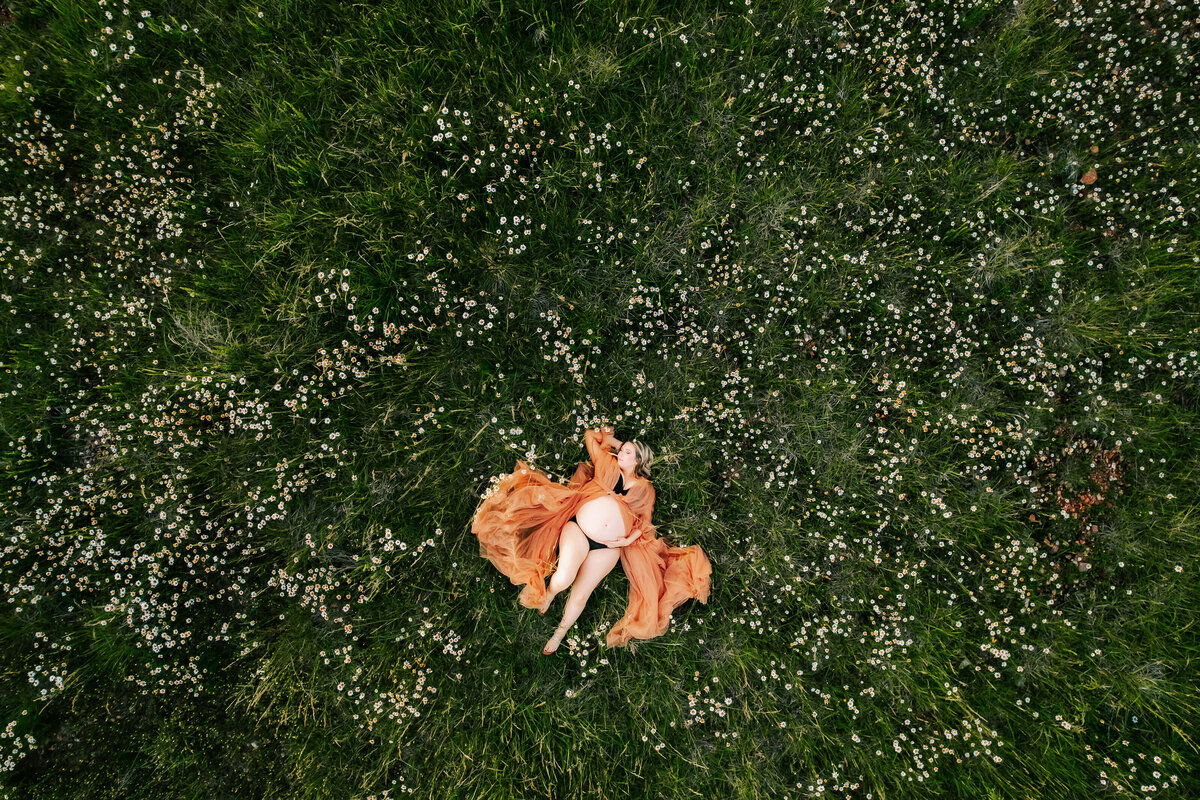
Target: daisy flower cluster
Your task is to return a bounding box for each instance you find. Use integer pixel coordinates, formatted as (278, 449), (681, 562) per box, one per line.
(819, 0), (1197, 242)
(581, 2), (1193, 795)
(430, 91), (640, 234)
(0, 0), (229, 773)
(0, 1), (461, 779)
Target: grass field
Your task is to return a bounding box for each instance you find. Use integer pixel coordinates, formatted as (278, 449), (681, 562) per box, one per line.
(1, 0), (1198, 797)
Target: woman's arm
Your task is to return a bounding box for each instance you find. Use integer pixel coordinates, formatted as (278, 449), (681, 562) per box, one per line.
(600, 426), (622, 451)
(585, 427), (615, 468)
(626, 483), (657, 542)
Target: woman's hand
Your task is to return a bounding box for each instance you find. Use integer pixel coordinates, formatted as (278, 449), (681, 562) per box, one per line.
(610, 525), (642, 548)
(600, 425), (618, 448)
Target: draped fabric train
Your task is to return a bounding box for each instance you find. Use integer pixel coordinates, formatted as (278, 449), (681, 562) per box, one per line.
(470, 428), (712, 647)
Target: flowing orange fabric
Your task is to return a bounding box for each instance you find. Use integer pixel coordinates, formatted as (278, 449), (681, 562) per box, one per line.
(470, 428), (712, 647)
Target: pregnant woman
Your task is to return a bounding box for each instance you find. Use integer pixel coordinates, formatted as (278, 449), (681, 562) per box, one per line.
(471, 426), (712, 654)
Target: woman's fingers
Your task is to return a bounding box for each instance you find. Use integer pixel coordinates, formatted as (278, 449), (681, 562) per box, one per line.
(611, 532), (637, 548)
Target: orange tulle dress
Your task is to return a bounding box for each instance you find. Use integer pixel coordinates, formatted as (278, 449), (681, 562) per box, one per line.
(470, 427), (712, 647)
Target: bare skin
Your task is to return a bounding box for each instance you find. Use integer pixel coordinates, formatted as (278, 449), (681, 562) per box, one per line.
(541, 428), (646, 654)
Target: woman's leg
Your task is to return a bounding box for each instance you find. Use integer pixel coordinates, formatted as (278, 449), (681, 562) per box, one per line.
(542, 547), (621, 653)
(538, 520), (589, 614)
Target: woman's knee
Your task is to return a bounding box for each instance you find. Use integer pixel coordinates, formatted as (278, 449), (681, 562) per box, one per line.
(564, 550), (620, 608)
(549, 569), (574, 594)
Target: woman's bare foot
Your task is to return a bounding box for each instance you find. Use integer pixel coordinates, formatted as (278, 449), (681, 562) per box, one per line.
(542, 623), (569, 655)
(537, 591), (556, 615)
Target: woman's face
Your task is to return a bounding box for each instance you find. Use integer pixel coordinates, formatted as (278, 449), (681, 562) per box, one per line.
(617, 441), (638, 474)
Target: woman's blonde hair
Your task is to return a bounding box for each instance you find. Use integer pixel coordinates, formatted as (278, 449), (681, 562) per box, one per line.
(629, 439), (655, 479)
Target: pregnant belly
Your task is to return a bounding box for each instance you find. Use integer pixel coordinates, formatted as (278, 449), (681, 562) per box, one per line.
(575, 495), (626, 545)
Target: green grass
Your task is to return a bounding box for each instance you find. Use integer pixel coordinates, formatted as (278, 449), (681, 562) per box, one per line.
(1, 0), (1199, 798)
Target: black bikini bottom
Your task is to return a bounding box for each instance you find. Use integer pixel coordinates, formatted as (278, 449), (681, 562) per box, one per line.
(569, 514), (608, 551)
